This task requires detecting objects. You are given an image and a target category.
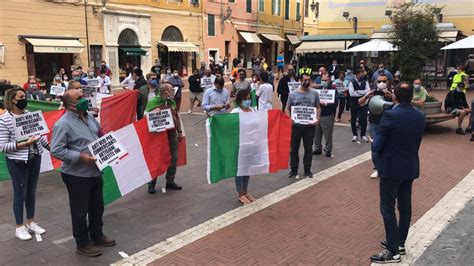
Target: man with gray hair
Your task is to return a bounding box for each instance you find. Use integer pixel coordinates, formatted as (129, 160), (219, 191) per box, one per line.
(200, 68), (216, 93)
(51, 89), (115, 257)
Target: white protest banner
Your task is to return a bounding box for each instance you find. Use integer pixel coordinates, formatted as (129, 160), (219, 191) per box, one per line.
(81, 85), (98, 99)
(291, 106), (317, 125)
(13, 111), (50, 142)
(88, 132), (128, 171)
(87, 97), (98, 115)
(288, 81), (301, 92)
(315, 89), (336, 104)
(86, 78), (100, 88)
(200, 76), (214, 90)
(146, 109), (175, 133)
(50, 86), (65, 96)
(173, 87), (179, 96)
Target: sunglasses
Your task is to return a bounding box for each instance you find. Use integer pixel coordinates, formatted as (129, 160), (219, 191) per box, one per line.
(377, 80), (387, 83)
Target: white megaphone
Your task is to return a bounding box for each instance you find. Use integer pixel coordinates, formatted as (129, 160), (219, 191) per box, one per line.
(368, 95), (394, 115)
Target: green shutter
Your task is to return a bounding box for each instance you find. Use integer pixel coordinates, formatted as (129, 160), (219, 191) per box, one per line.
(285, 0), (290, 20)
(246, 0), (252, 13)
(208, 14), (215, 36)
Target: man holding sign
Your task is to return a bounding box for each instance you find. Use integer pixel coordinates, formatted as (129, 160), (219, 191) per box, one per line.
(51, 89), (115, 257)
(285, 73), (320, 179)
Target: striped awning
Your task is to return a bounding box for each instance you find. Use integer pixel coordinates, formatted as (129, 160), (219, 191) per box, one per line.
(158, 41), (199, 52)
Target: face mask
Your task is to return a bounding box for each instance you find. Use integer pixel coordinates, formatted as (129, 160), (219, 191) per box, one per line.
(414, 84), (421, 91)
(88, 72), (94, 77)
(377, 82), (387, 90)
(288, 70), (295, 76)
(74, 98), (89, 112)
(378, 68), (384, 72)
(239, 74), (245, 79)
(173, 73), (179, 77)
(456, 87), (462, 92)
(29, 84), (38, 90)
(302, 81), (310, 88)
(167, 70), (171, 74)
(15, 99), (28, 110)
(242, 99), (252, 108)
(358, 76), (365, 82)
(321, 81), (328, 88)
(150, 79), (158, 88)
(55, 76), (61, 81)
(73, 76), (81, 81)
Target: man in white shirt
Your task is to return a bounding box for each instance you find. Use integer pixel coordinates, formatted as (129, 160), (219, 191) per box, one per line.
(256, 72), (273, 111)
(347, 68), (371, 142)
(200, 68), (216, 93)
(97, 70), (111, 94)
(120, 67), (137, 90)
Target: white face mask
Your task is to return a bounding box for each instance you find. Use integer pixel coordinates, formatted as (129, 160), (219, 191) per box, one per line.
(377, 82), (387, 90)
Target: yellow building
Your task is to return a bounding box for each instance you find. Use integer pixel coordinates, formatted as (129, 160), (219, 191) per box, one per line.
(0, 0), (203, 87)
(256, 0), (304, 66)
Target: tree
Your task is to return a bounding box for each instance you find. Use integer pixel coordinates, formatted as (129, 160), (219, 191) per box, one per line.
(389, 2), (440, 83)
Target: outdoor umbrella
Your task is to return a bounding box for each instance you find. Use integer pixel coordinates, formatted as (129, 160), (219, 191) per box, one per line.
(344, 39), (398, 52)
(441, 35), (474, 50)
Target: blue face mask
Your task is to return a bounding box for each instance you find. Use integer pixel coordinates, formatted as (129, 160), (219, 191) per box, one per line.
(242, 99), (252, 108)
(321, 81), (328, 88)
(150, 79), (158, 88)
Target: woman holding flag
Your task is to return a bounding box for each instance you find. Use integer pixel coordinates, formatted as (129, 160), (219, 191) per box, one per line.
(230, 89), (256, 204)
(0, 87), (49, 240)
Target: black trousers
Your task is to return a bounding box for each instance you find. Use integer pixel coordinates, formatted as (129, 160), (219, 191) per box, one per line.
(337, 96), (349, 119)
(280, 94), (288, 112)
(350, 98), (368, 137)
(379, 178), (414, 254)
(62, 173), (104, 247)
(290, 125), (315, 173)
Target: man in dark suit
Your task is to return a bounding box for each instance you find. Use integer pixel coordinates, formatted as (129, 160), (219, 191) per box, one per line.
(328, 59), (340, 81)
(370, 82), (425, 263)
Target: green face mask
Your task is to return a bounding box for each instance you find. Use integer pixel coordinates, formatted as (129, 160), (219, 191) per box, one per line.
(75, 98), (89, 111)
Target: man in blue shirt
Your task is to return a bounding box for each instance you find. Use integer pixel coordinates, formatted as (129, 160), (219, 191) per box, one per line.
(371, 63), (394, 83)
(276, 51), (285, 80)
(202, 76), (230, 115)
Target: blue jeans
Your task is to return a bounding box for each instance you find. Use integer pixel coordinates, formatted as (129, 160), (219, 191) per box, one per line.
(368, 122), (379, 169)
(6, 156), (42, 225)
(235, 176), (249, 193)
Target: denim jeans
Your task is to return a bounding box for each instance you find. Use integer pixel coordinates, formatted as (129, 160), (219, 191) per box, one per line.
(235, 176), (250, 193)
(368, 122), (379, 169)
(6, 156), (42, 225)
(380, 178), (413, 254)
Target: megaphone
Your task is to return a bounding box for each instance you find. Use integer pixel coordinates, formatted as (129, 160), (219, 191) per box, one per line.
(368, 95), (394, 115)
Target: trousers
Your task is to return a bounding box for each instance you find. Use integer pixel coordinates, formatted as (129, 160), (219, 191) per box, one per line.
(350, 99), (368, 137)
(290, 125), (315, 173)
(235, 176), (250, 193)
(379, 178), (414, 254)
(313, 115), (335, 153)
(149, 130), (179, 186)
(62, 173), (104, 247)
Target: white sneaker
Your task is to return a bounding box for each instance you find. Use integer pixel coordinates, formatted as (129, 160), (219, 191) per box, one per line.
(352, 136), (358, 142)
(15, 225), (32, 240)
(370, 170), (379, 179)
(361, 136), (369, 143)
(26, 222), (46, 235)
(187, 110), (193, 114)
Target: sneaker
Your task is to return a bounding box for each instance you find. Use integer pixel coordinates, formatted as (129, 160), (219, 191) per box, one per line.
(15, 226), (32, 241)
(288, 171), (297, 178)
(76, 244), (102, 257)
(370, 170), (379, 179)
(381, 240), (406, 255)
(313, 150), (322, 155)
(92, 235), (116, 247)
(370, 249), (401, 263)
(352, 136), (358, 142)
(166, 182), (182, 190)
(335, 119), (341, 122)
(455, 128), (466, 135)
(466, 128), (472, 133)
(148, 183), (156, 194)
(187, 110), (193, 114)
(361, 136), (369, 143)
(304, 171), (313, 178)
(238, 195), (251, 204)
(325, 151), (333, 158)
(26, 222), (46, 235)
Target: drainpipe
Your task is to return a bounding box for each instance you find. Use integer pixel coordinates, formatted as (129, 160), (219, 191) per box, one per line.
(84, 0), (90, 68)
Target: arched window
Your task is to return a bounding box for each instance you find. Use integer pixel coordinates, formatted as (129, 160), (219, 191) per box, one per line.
(161, 26), (184, 42)
(118, 29), (140, 46)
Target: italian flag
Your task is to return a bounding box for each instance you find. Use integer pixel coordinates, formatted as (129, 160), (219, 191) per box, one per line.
(101, 118), (170, 204)
(206, 109), (292, 184)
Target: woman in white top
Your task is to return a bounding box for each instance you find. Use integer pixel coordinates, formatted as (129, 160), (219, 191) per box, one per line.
(230, 89), (256, 204)
(0, 87), (49, 241)
(256, 71), (273, 111)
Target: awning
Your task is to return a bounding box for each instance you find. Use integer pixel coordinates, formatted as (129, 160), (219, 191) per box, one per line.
(441, 35), (474, 50)
(438, 31), (459, 42)
(371, 32), (390, 39)
(344, 40), (398, 52)
(261, 33), (286, 42)
(119, 47), (147, 56)
(286, 34), (301, 45)
(24, 37), (84, 53)
(158, 41), (199, 52)
(239, 32), (263, 43)
(295, 41), (353, 54)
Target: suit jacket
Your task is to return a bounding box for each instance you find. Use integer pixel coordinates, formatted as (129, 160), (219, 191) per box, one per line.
(328, 64), (340, 78)
(372, 103), (425, 181)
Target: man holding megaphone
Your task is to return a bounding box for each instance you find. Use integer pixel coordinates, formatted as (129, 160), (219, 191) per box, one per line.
(358, 74), (394, 179)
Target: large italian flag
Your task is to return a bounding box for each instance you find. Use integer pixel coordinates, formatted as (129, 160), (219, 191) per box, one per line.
(206, 109), (292, 184)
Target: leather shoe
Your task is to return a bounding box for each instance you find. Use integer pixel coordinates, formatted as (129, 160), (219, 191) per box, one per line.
(166, 182), (182, 190)
(92, 235), (116, 247)
(148, 183), (156, 194)
(76, 244), (102, 257)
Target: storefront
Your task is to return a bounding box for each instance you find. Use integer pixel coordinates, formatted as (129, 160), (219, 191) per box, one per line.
(157, 26), (199, 76)
(20, 35), (85, 90)
(237, 31), (262, 68)
(259, 33), (286, 67)
(285, 34), (301, 63)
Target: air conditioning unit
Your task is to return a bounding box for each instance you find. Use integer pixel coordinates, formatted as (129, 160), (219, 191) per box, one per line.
(190, 0), (199, 6)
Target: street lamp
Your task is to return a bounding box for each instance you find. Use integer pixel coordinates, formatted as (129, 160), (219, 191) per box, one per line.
(310, 1), (319, 18)
(220, 5), (232, 34)
(343, 12), (358, 33)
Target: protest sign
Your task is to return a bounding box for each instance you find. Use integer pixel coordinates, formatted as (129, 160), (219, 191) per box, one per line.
(146, 109), (175, 132)
(200, 76), (214, 90)
(81, 85), (98, 99)
(86, 78), (100, 87)
(88, 132), (128, 171)
(13, 111), (50, 141)
(173, 87), (178, 96)
(288, 81), (301, 92)
(291, 106), (317, 125)
(50, 86), (65, 96)
(315, 89), (336, 104)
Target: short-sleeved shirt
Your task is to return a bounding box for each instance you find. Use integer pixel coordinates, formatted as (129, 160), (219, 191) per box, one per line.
(287, 88), (320, 126)
(232, 79), (251, 95)
(277, 55), (284, 67)
(412, 87), (428, 102)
